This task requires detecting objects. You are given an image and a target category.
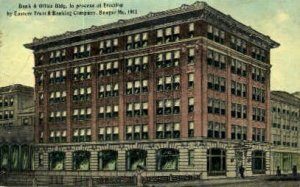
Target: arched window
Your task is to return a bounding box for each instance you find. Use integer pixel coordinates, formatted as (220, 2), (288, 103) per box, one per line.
(11, 145), (20, 170)
(20, 145), (30, 171)
(0, 145), (9, 171)
(252, 150), (266, 174)
(98, 150), (118, 171)
(73, 151), (90, 171)
(156, 148), (179, 171)
(126, 149), (147, 171)
(49, 151), (65, 170)
(207, 148), (226, 176)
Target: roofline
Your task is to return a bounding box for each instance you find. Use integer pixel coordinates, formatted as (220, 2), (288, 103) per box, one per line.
(24, 1), (279, 49)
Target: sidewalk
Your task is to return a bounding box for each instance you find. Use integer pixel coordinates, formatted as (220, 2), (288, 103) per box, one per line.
(144, 176), (267, 187)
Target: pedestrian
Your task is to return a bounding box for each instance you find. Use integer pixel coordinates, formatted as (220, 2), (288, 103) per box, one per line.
(292, 165), (297, 177)
(276, 166), (281, 176)
(239, 165), (245, 179)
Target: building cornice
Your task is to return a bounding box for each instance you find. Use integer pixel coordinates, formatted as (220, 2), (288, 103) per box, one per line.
(271, 91), (300, 107)
(24, 1), (279, 50)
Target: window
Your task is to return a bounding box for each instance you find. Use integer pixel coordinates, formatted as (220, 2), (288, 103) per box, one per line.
(188, 73), (194, 88)
(231, 125), (247, 140)
(126, 149), (147, 171)
(98, 105), (118, 119)
(230, 36), (247, 54)
(208, 74), (225, 92)
(231, 81), (247, 97)
(156, 123), (180, 139)
(126, 102), (147, 117)
(252, 128), (265, 142)
(38, 153), (44, 167)
(126, 124), (148, 140)
(73, 151), (90, 170)
(48, 110), (66, 123)
(231, 59), (247, 76)
(188, 121), (194, 137)
(188, 150), (195, 166)
(49, 91), (67, 103)
(208, 98), (225, 115)
(126, 80), (148, 94)
(207, 121), (225, 139)
(74, 44), (91, 59)
(157, 149), (179, 171)
(50, 49), (66, 63)
(49, 151), (65, 170)
(73, 87), (91, 101)
(207, 50), (226, 69)
(231, 103), (247, 119)
(156, 99), (180, 115)
(252, 67), (265, 83)
(99, 38), (118, 54)
(98, 126), (119, 141)
(188, 97), (194, 113)
(207, 25), (225, 44)
(251, 46), (266, 62)
(72, 128), (91, 142)
(73, 66), (91, 81)
(188, 48), (195, 64)
(49, 130), (67, 143)
(252, 108), (265, 122)
(156, 75), (180, 91)
(126, 32), (148, 49)
(252, 87), (265, 103)
(126, 56), (148, 73)
(189, 23), (195, 38)
(98, 150), (118, 171)
(49, 70), (66, 84)
(156, 50), (180, 68)
(37, 73), (44, 86)
(156, 26), (180, 44)
(207, 148), (226, 176)
(73, 108), (91, 121)
(252, 150), (266, 174)
(98, 61), (118, 77)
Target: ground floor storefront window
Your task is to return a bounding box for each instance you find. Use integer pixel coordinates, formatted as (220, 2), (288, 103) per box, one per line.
(126, 149), (147, 170)
(0, 145), (9, 171)
(99, 150), (118, 170)
(49, 151), (65, 170)
(207, 148), (226, 176)
(156, 148), (179, 171)
(252, 150), (266, 174)
(73, 151), (90, 170)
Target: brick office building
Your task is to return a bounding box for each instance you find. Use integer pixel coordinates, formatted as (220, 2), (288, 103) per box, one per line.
(270, 91), (300, 174)
(24, 2), (279, 182)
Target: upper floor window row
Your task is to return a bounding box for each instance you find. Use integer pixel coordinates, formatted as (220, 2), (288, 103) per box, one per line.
(49, 70), (66, 84)
(252, 67), (266, 84)
(50, 49), (66, 63)
(157, 26), (180, 44)
(231, 59), (247, 77)
(99, 39), (118, 54)
(230, 36), (247, 54)
(207, 25), (225, 44)
(98, 61), (119, 77)
(126, 32), (148, 50)
(73, 66), (91, 81)
(207, 49), (226, 70)
(125, 56), (148, 73)
(157, 50), (180, 68)
(208, 74), (226, 93)
(74, 44), (91, 59)
(251, 46), (266, 63)
(0, 97), (14, 107)
(49, 91), (66, 104)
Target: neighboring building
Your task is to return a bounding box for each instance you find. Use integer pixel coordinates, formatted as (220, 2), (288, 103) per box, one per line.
(270, 91), (300, 174)
(24, 1), (279, 183)
(0, 84), (34, 171)
(293, 92), (300, 99)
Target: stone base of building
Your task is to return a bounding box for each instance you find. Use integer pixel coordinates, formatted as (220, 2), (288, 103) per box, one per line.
(32, 139), (271, 181)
